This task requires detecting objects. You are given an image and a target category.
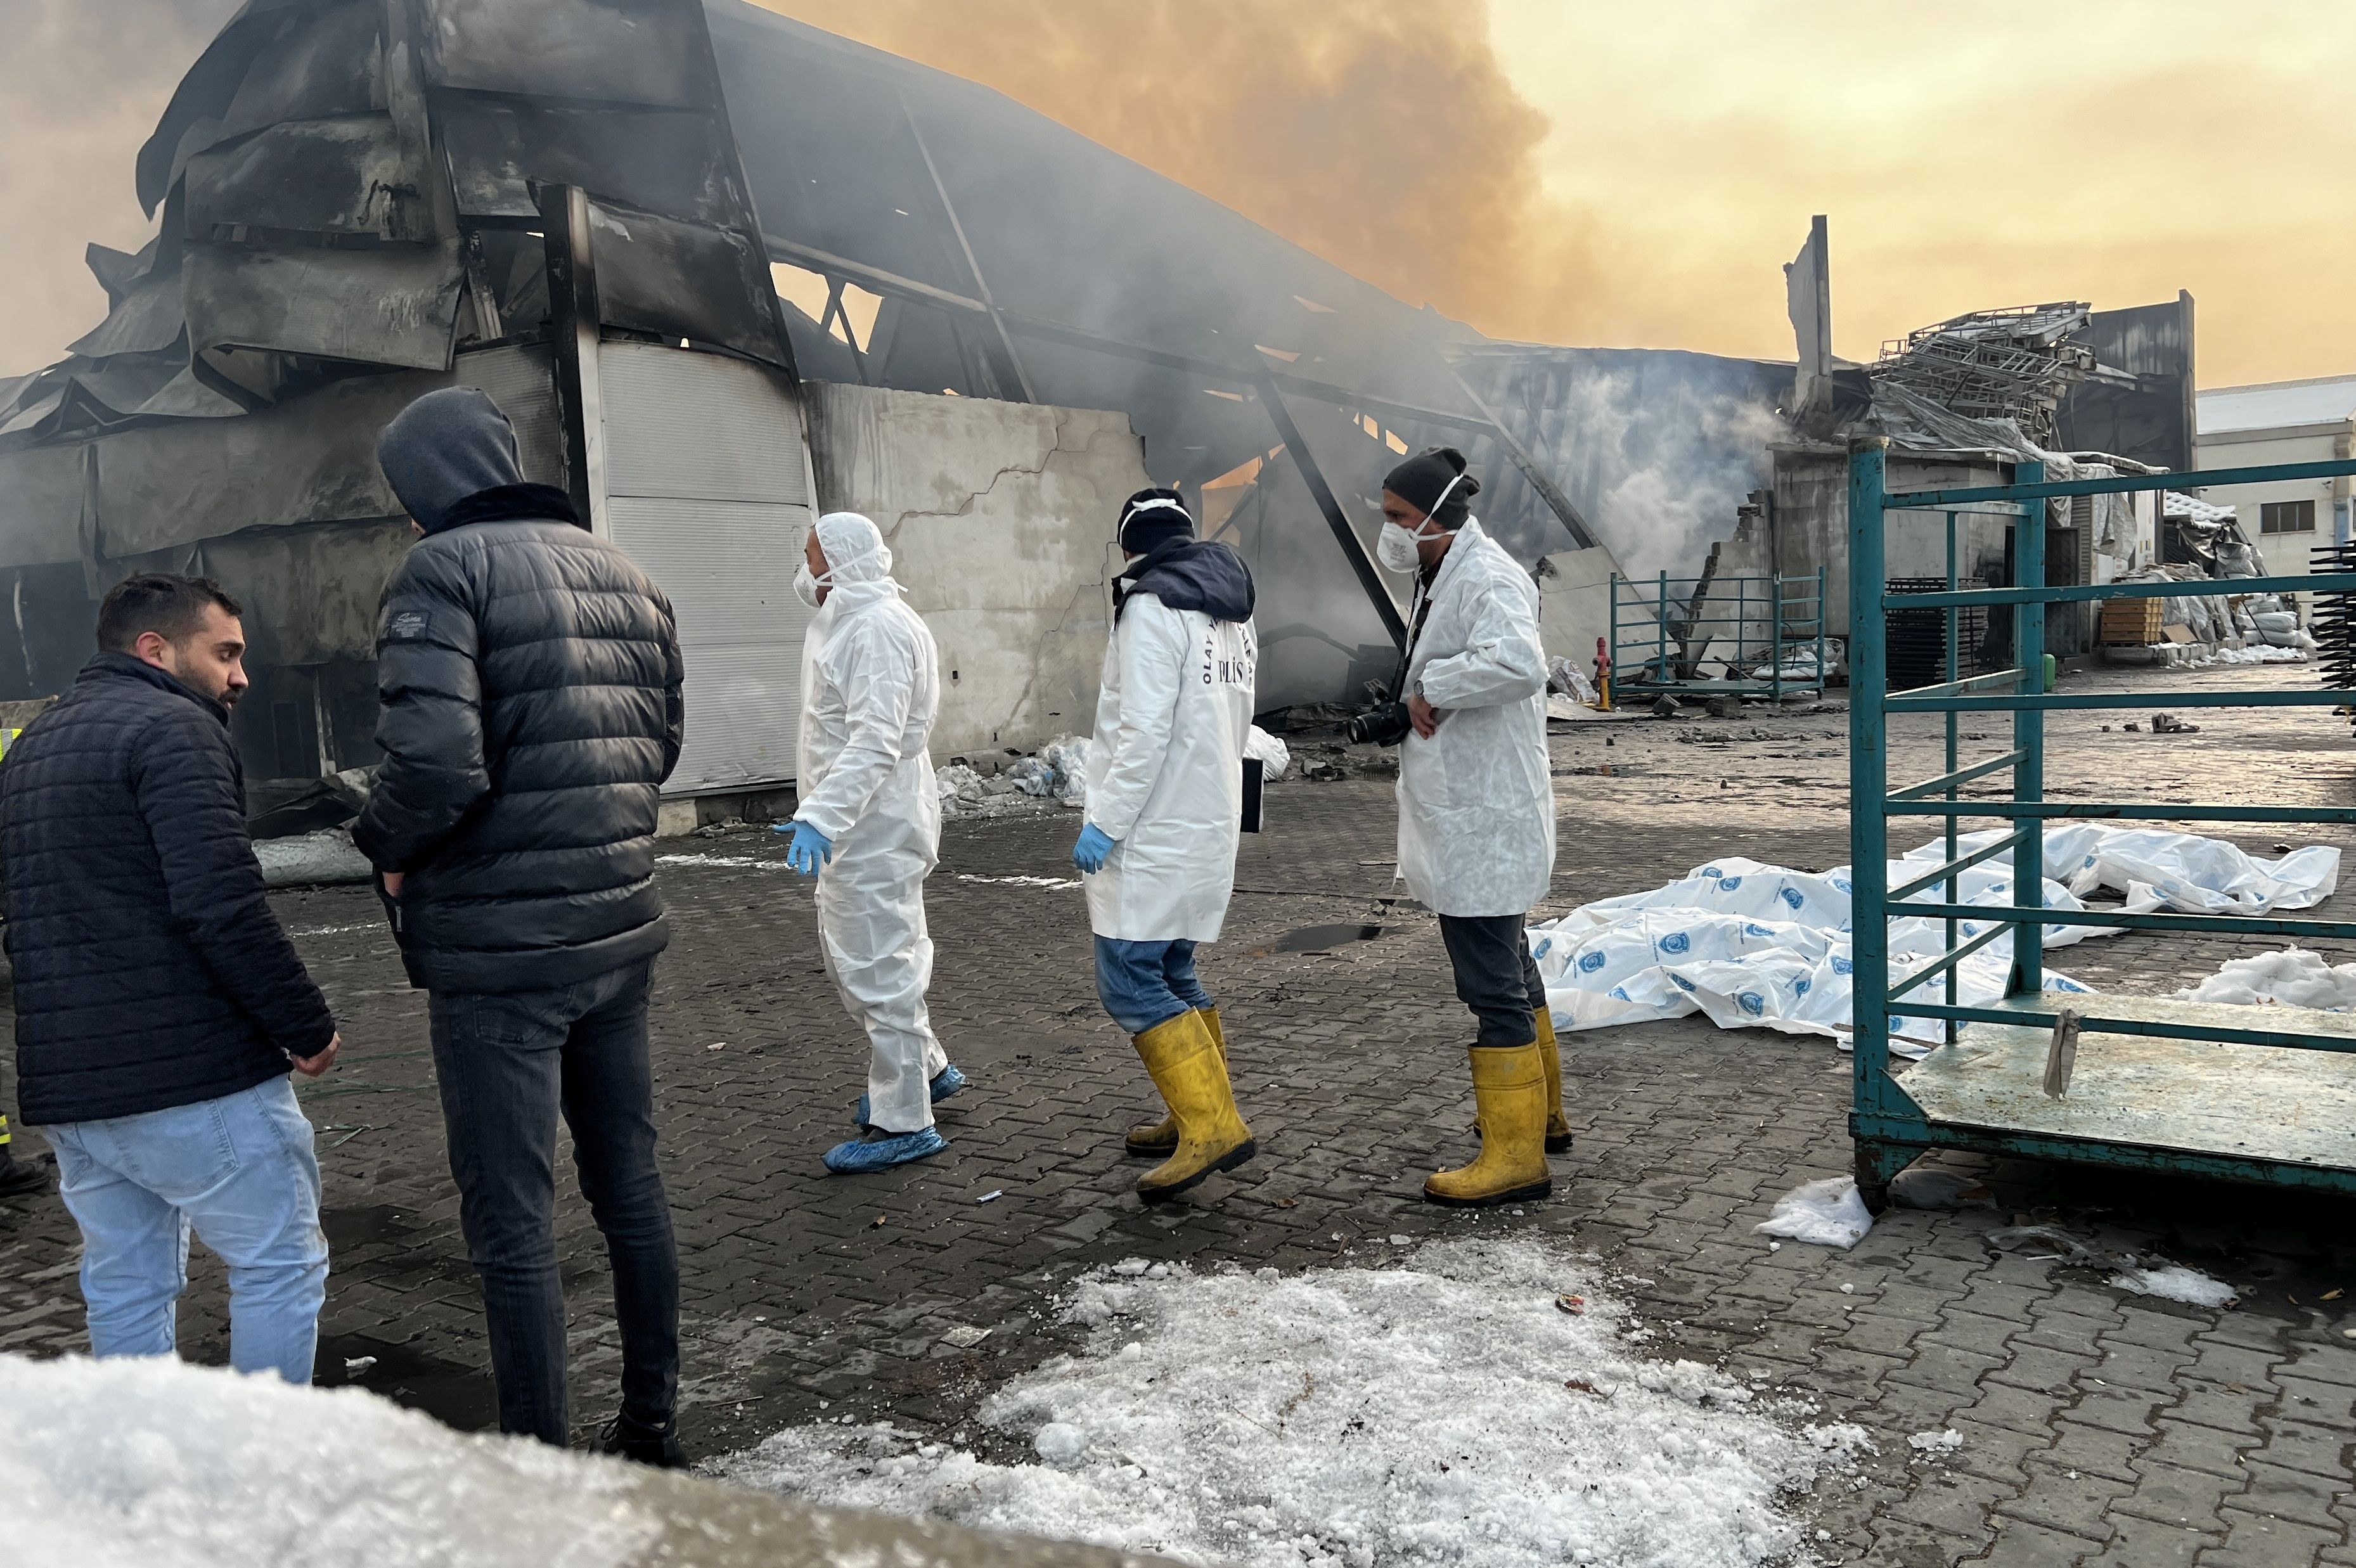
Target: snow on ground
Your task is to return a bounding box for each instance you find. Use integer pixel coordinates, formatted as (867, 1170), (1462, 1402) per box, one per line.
(2108, 1265), (2241, 1308)
(2176, 946), (2356, 1010)
(0, 1353), (658, 1568)
(710, 1238), (1871, 1568)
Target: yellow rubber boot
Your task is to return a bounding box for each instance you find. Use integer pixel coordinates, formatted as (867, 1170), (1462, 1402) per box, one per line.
(1424, 1044), (1553, 1207)
(1132, 1010), (1256, 1202)
(1126, 1008), (1224, 1157)
(1534, 1010), (1574, 1154)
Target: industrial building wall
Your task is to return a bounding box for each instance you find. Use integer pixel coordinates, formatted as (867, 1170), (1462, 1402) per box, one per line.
(803, 382), (1147, 759)
(596, 340), (818, 795)
(1763, 451), (2014, 641)
(2194, 425), (2351, 587)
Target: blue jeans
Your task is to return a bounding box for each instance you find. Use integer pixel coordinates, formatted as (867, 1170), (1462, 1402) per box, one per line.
(429, 958), (677, 1446)
(42, 1076), (326, 1384)
(1094, 937), (1214, 1036)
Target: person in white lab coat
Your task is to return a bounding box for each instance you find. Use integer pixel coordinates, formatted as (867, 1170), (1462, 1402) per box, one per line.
(1375, 447), (1567, 1207)
(784, 511), (966, 1174)
(1071, 488), (1259, 1202)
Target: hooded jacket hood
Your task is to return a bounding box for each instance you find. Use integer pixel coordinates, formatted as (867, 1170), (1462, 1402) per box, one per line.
(1116, 538), (1255, 625)
(377, 387), (528, 534)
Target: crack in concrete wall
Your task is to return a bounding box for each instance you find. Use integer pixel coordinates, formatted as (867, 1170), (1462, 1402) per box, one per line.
(804, 383), (1145, 757)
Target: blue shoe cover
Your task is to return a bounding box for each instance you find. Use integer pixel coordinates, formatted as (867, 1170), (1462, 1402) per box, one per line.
(823, 1126), (946, 1173)
(853, 1064), (969, 1128)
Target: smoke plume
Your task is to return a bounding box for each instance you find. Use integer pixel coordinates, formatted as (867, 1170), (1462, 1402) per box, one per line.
(0, 0), (240, 377)
(754, 0), (1603, 348)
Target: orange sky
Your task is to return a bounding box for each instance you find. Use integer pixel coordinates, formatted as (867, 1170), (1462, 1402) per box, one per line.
(760, 0), (2356, 387)
(6, 1), (2350, 385)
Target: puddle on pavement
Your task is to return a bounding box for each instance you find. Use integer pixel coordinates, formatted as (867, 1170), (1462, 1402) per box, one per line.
(1251, 923), (1384, 956)
(314, 1332), (497, 1431)
(320, 1204), (417, 1250)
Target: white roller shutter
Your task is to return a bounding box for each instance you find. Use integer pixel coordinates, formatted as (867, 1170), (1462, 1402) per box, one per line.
(595, 340), (814, 792)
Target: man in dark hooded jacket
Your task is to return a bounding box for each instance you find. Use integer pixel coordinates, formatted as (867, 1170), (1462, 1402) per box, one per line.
(356, 387), (686, 1463)
(1069, 489), (1259, 1203)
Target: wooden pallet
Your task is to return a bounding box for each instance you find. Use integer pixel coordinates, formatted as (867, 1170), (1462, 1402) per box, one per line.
(2099, 598), (2164, 646)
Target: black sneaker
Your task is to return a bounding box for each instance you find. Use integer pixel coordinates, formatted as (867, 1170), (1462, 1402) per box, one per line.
(598, 1410), (686, 1468)
(0, 1152), (48, 1200)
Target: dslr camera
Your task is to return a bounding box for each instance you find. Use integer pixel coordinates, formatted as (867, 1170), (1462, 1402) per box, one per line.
(1343, 673), (1413, 747)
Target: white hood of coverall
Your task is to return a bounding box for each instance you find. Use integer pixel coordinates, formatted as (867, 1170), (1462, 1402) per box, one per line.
(1396, 518), (1556, 917)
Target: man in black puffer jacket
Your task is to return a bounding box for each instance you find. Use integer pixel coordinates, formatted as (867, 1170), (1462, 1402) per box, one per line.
(3, 574), (338, 1383)
(356, 387), (686, 1463)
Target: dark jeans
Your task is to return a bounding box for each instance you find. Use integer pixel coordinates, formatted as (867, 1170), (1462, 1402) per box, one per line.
(428, 958), (678, 1446)
(1437, 914), (1548, 1049)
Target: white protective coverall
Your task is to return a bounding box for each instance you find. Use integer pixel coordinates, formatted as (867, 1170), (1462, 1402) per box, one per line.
(794, 512), (949, 1133)
(1084, 591), (1257, 942)
(1396, 517), (1555, 917)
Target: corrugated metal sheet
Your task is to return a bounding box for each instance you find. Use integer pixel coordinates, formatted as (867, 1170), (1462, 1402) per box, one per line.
(597, 340), (814, 792)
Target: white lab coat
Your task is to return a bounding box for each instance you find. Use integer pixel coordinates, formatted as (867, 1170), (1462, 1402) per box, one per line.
(1396, 518), (1555, 917)
(1084, 592), (1257, 942)
(795, 581), (949, 1133)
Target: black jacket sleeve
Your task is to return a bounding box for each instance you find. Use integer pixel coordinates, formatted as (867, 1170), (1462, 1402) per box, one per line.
(655, 584), (685, 783)
(131, 712), (336, 1058)
(353, 545), (490, 871)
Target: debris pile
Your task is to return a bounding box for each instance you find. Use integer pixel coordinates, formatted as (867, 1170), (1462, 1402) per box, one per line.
(1869, 302), (2095, 449)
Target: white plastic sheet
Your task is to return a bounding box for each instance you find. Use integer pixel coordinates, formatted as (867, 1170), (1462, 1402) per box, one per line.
(1529, 825), (2338, 1057)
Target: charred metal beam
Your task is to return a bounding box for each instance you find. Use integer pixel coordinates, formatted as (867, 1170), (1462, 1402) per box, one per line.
(539, 183), (605, 529)
(900, 93), (1036, 403)
(1436, 357), (1598, 550)
(1254, 364), (1407, 651)
(761, 236), (1505, 440)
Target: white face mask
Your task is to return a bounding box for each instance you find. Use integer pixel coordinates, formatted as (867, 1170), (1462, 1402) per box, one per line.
(1375, 471), (1464, 574)
(794, 541), (885, 608)
(1375, 521), (1424, 574)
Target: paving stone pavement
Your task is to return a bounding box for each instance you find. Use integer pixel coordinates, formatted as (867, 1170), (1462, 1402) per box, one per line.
(3, 662), (2353, 1565)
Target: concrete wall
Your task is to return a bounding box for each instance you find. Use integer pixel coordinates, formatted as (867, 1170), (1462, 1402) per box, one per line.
(804, 382), (1148, 760)
(1770, 449), (2014, 640)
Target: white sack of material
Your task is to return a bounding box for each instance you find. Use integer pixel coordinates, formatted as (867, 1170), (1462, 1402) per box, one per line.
(2175, 947), (2356, 1010)
(1244, 725), (1291, 781)
(1041, 733), (1091, 807)
(712, 1240), (1870, 1568)
(1530, 825), (2333, 1053)
(0, 1353), (658, 1568)
(1755, 1178), (1874, 1249)
(2108, 1264), (2239, 1308)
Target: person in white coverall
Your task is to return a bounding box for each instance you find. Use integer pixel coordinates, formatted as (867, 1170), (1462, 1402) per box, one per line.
(1374, 447), (1568, 1207)
(783, 511), (966, 1174)
(1071, 487), (1259, 1202)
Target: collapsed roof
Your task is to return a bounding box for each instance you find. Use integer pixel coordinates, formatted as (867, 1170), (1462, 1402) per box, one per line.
(1, 0), (1613, 712)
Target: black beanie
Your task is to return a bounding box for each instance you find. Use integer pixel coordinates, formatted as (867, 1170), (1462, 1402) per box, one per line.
(1384, 446), (1478, 528)
(1117, 486), (1194, 555)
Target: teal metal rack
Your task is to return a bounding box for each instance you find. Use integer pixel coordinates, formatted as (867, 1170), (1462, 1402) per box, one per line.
(1609, 567), (1829, 703)
(1845, 439), (2356, 1211)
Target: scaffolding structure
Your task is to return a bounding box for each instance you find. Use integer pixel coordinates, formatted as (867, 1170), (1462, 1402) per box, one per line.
(1846, 439), (2356, 1211)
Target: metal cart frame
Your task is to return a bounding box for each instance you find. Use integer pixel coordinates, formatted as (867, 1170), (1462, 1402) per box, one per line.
(1845, 439), (2356, 1211)
(1609, 567), (1829, 704)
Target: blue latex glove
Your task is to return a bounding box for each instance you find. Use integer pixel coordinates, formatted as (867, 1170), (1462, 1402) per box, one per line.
(1072, 822), (1115, 873)
(785, 819), (834, 876)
